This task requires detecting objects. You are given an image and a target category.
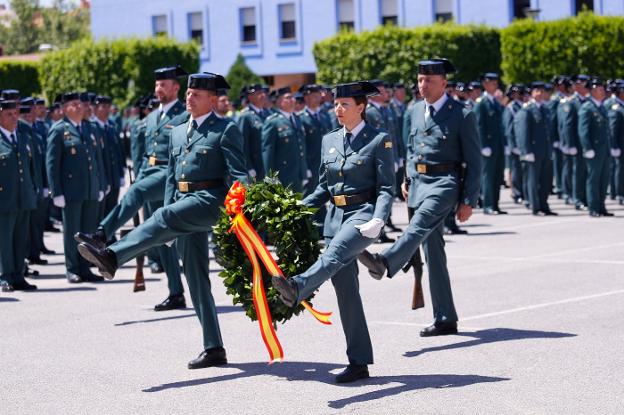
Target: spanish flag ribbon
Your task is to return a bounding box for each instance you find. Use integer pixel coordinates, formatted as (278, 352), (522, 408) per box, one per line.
(225, 182), (332, 362)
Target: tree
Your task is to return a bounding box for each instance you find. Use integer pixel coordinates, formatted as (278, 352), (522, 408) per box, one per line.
(0, 0), (42, 55)
(225, 54), (264, 101)
(40, 0), (90, 50)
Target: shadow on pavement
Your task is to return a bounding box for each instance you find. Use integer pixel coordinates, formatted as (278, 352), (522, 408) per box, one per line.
(0, 297), (20, 302)
(466, 231), (517, 236)
(115, 306), (242, 326)
(31, 287), (98, 293)
(101, 278), (161, 285)
(404, 328), (576, 358)
(142, 361), (508, 408)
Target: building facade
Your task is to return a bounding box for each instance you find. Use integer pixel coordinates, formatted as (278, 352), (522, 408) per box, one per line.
(91, 0), (624, 86)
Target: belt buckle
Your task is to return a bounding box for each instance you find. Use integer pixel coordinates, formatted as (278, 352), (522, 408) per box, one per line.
(178, 181), (189, 192)
(149, 156), (156, 166)
(417, 164), (427, 174)
(334, 195), (346, 207)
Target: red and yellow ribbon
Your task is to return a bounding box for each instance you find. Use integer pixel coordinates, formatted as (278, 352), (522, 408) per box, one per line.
(225, 181), (332, 363)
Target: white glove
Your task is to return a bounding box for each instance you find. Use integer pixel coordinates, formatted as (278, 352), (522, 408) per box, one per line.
(512, 147), (521, 155)
(504, 146), (511, 156)
(105, 185), (111, 195)
(165, 239), (175, 247)
(306, 169), (313, 179)
(583, 149), (595, 159)
(394, 162), (399, 173)
(42, 188), (50, 198)
(302, 179), (309, 187)
(248, 169), (257, 178)
(553, 141), (560, 149)
(611, 148), (621, 158)
(481, 147), (492, 157)
(53, 195), (66, 208)
(119, 132), (125, 139)
(119, 177), (126, 187)
(354, 218), (384, 239)
(560, 145), (569, 155)
(98, 191), (104, 201)
(568, 147), (578, 156)
(523, 153), (536, 162)
(398, 158), (404, 168)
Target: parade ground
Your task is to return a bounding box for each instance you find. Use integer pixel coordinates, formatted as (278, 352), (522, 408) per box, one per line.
(2, 188), (623, 414)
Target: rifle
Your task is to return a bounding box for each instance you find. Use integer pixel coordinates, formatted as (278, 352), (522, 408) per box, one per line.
(403, 206), (425, 310)
(122, 163), (145, 292)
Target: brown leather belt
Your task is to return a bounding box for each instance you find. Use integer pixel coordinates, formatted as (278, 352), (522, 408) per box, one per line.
(178, 179), (225, 193)
(148, 156), (168, 166)
(331, 189), (375, 207)
(416, 163), (460, 174)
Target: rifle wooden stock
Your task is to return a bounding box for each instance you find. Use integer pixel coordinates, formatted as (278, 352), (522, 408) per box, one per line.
(405, 206), (425, 310)
(125, 163), (146, 292)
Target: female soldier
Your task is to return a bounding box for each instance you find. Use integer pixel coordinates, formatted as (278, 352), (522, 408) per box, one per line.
(272, 81), (395, 383)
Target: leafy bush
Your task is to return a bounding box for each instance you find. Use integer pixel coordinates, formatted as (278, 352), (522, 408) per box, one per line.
(0, 60), (41, 97)
(226, 53), (264, 101)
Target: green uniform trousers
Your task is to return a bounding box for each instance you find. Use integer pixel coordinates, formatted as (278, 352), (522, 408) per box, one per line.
(0, 210), (31, 284)
(62, 200), (99, 275)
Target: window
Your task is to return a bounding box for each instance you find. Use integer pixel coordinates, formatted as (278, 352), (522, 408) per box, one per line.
(575, 0), (593, 14)
(240, 7), (257, 43)
(513, 0), (531, 18)
(188, 12), (203, 45)
(381, 0), (398, 25)
(337, 0), (354, 31)
(435, 0), (453, 22)
(279, 3), (296, 41)
(152, 15), (167, 37)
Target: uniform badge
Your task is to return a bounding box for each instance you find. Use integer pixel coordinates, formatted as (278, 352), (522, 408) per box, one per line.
(613, 104), (620, 110)
(384, 141), (393, 149)
(329, 147), (336, 154)
(70, 147), (77, 155)
(63, 131), (70, 139)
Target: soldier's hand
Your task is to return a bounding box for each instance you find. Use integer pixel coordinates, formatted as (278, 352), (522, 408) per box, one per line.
(611, 148), (622, 158)
(481, 147), (492, 157)
(119, 177), (126, 187)
(98, 191), (104, 202)
(583, 149), (595, 159)
(456, 204), (473, 223)
(53, 195), (66, 208)
(42, 188), (50, 198)
(401, 181), (409, 200)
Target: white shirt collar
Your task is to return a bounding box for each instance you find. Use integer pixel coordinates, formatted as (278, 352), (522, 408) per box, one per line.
(159, 99), (178, 116)
(484, 92), (496, 102)
(0, 125), (15, 139)
(190, 112), (212, 129)
(344, 120), (366, 139)
(95, 117), (107, 128)
(424, 93), (449, 117)
(591, 97), (603, 107)
(532, 99), (543, 107)
(20, 119), (32, 127)
(249, 103), (263, 114)
(368, 100), (383, 109)
(67, 118), (81, 128)
(278, 109), (293, 119)
(305, 106), (321, 115)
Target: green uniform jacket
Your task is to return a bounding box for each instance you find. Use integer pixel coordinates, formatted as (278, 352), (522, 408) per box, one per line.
(514, 101), (551, 159)
(578, 100), (610, 157)
(18, 120), (46, 194)
(0, 130), (37, 212)
(503, 100), (522, 151)
(559, 93), (587, 151)
(129, 117), (147, 176)
(141, 100), (186, 174)
(303, 124), (395, 237)
(298, 107), (332, 179)
(261, 111), (308, 192)
(608, 100), (624, 152)
(46, 117), (104, 202)
(92, 120), (125, 190)
(237, 106), (267, 177)
(473, 96), (505, 151)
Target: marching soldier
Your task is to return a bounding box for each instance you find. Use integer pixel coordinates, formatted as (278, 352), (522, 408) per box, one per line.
(77, 73), (248, 369)
(474, 72), (506, 214)
(271, 81), (395, 383)
(465, 81), (483, 110)
(358, 58), (481, 337)
(237, 84), (269, 179)
(550, 76), (572, 199)
(607, 82), (624, 205)
(261, 87), (308, 193)
(503, 84), (525, 204)
(46, 92), (105, 283)
(0, 99), (38, 292)
(578, 78), (612, 217)
(129, 95), (152, 177)
(514, 82), (557, 216)
(75, 66), (187, 310)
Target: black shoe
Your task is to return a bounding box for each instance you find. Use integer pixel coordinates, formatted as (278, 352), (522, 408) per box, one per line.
(45, 223), (61, 233)
(154, 294), (186, 311)
(271, 276), (298, 307)
(66, 272), (84, 283)
(188, 347), (227, 369)
(149, 262), (164, 274)
(541, 210), (558, 216)
(24, 266), (39, 276)
(420, 321), (458, 337)
(495, 209), (508, 215)
(335, 364), (369, 384)
(82, 270), (105, 282)
(385, 223), (402, 233)
(589, 211), (601, 218)
(600, 211), (614, 217)
(445, 226), (468, 235)
(483, 208), (498, 215)
(77, 243), (117, 280)
(358, 250), (387, 280)
(74, 229), (107, 250)
(532, 210), (542, 216)
(512, 197), (523, 204)
(1, 280), (13, 292)
(40, 246), (56, 255)
(12, 280), (38, 291)
(575, 203), (588, 211)
(377, 233), (395, 243)
(27, 257), (48, 265)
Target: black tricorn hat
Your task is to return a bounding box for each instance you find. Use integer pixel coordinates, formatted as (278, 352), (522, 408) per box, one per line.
(242, 84), (264, 95)
(530, 81), (546, 90)
(481, 72), (499, 81)
(272, 86), (292, 98)
(418, 58), (456, 75)
(298, 84), (322, 95)
(61, 92), (80, 104)
(154, 65), (188, 80)
(0, 100), (18, 110)
(94, 95), (112, 105)
(1, 89), (20, 100)
(35, 98), (45, 105)
(571, 74), (590, 83)
(80, 92), (95, 103)
(333, 81), (379, 98)
(587, 77), (604, 89)
(187, 72), (230, 91)
(468, 81), (482, 90)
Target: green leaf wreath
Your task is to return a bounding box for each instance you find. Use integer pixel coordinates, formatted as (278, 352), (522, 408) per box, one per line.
(213, 175), (321, 324)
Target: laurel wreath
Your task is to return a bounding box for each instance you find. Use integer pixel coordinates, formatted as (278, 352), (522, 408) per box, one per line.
(213, 176), (321, 324)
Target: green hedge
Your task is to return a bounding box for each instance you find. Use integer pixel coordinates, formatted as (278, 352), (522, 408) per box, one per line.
(313, 23), (501, 85)
(0, 61), (41, 97)
(501, 12), (624, 84)
(39, 37), (199, 108)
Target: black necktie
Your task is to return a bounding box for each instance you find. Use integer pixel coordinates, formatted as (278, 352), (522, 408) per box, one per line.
(344, 132), (353, 150)
(10, 133), (16, 144)
(429, 105), (436, 118)
(187, 120), (198, 140)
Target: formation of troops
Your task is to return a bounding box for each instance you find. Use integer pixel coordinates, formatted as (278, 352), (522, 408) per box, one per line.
(1, 59), (621, 383)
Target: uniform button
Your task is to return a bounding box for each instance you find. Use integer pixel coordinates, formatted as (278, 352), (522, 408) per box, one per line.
(20, 178), (23, 182)
(68, 174), (72, 178)
(153, 143), (157, 146)
(420, 143), (425, 147)
(185, 149), (190, 154)
(300, 152), (304, 156)
(182, 161), (186, 165)
(89, 166), (93, 171)
(0, 187), (3, 191)
(18, 160), (22, 165)
(19, 169), (23, 173)
(181, 174), (185, 179)
(88, 157), (91, 161)
(338, 172), (343, 176)
(283, 161), (287, 165)
(418, 155), (423, 160)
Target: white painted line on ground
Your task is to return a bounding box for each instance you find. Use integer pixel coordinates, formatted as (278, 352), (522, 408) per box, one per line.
(369, 320), (484, 331)
(530, 241), (624, 259)
(449, 255), (624, 266)
(461, 289), (624, 322)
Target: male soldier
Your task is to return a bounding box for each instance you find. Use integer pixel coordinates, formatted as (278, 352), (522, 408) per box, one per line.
(503, 84), (525, 204)
(46, 92), (105, 283)
(578, 78), (613, 217)
(474, 72), (506, 214)
(261, 87), (308, 193)
(358, 58), (481, 336)
(215, 89), (231, 119)
(129, 95), (152, 177)
(92, 95), (126, 217)
(550, 76), (571, 199)
(559, 74), (590, 210)
(46, 101), (63, 127)
(75, 66), (187, 310)
(607, 82), (624, 205)
(0, 99), (38, 292)
(514, 82), (557, 216)
(78, 73), (248, 369)
(237, 84), (268, 179)
(321, 86), (340, 129)
(465, 81), (483, 111)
